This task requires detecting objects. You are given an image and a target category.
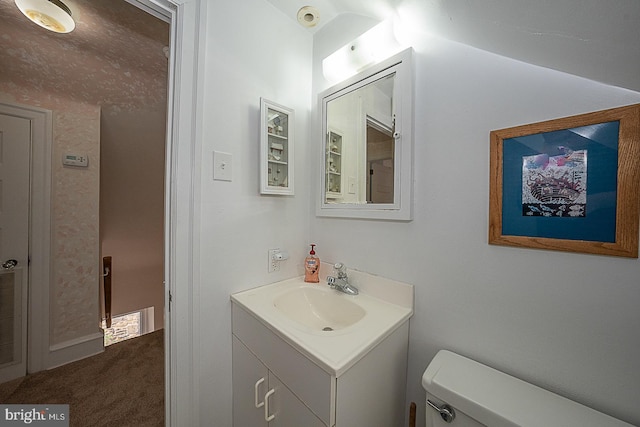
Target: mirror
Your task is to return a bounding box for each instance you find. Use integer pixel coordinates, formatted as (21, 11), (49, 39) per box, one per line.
(318, 48), (413, 220)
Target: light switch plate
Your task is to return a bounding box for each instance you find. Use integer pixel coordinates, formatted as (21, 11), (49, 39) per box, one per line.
(213, 151), (232, 181)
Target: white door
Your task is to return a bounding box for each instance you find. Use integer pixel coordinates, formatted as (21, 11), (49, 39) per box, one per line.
(0, 113), (31, 383)
(369, 160), (394, 203)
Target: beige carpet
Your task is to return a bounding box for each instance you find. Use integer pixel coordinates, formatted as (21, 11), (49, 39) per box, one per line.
(0, 330), (164, 426)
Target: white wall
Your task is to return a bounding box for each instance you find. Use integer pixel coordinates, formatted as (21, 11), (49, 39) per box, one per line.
(311, 11), (640, 427)
(197, 0), (313, 424)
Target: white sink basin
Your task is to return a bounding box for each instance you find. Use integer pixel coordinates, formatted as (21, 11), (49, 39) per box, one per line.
(231, 269), (413, 374)
(273, 287), (366, 331)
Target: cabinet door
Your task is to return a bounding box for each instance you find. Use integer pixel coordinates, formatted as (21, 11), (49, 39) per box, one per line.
(260, 98), (294, 195)
(267, 372), (326, 427)
(233, 336), (268, 427)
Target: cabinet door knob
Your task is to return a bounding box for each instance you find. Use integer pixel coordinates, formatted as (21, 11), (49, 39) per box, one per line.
(264, 388), (275, 422)
(254, 378), (265, 408)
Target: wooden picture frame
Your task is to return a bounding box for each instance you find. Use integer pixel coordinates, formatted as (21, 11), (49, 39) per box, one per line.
(489, 104), (640, 257)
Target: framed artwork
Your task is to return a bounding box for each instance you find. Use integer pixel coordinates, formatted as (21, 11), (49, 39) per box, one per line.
(489, 104), (640, 257)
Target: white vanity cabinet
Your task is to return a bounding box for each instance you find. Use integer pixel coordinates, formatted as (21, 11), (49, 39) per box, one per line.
(232, 301), (410, 427)
(233, 336), (326, 427)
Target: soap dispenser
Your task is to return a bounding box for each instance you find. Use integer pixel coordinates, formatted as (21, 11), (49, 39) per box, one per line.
(304, 244), (320, 283)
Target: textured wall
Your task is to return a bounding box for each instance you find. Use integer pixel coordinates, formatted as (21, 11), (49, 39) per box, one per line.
(0, 94), (101, 347)
(50, 106), (101, 344)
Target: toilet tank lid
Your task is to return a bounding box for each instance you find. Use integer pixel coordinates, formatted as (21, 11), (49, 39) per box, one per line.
(422, 350), (633, 427)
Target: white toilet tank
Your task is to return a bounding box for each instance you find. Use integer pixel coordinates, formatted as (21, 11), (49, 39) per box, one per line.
(422, 350), (634, 427)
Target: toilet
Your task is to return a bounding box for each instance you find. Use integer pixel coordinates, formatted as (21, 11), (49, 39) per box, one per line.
(422, 350), (634, 427)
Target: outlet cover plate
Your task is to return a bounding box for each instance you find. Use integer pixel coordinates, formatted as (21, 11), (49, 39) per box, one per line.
(268, 249), (280, 273)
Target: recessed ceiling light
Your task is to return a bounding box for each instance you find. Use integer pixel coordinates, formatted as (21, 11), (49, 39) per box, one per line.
(297, 6), (319, 28)
(14, 0), (76, 33)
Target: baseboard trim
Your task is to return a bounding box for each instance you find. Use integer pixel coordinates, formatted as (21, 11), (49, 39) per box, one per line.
(47, 331), (105, 369)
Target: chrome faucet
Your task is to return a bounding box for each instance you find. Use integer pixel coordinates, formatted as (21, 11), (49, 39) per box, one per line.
(327, 263), (359, 295)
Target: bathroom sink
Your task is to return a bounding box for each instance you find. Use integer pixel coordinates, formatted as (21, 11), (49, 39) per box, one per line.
(273, 286), (366, 331)
(231, 267), (413, 374)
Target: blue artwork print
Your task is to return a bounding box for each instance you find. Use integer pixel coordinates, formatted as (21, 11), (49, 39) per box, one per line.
(522, 148), (587, 217)
(501, 120), (619, 243)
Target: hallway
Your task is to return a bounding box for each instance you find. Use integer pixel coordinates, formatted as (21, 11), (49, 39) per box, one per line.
(0, 331), (164, 426)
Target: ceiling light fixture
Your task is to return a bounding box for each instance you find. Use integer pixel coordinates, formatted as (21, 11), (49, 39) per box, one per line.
(15, 0), (76, 34)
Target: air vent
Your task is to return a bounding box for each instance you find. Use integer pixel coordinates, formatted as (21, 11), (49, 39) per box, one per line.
(297, 6), (320, 28)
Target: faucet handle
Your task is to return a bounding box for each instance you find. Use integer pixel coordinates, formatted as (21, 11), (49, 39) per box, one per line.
(333, 262), (347, 278)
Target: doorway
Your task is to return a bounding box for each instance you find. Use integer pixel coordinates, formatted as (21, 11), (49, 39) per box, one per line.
(0, 111), (31, 383)
(0, 0), (170, 414)
(366, 117), (395, 203)
(99, 98), (167, 343)
(1, 0), (200, 423)
(0, 102), (52, 383)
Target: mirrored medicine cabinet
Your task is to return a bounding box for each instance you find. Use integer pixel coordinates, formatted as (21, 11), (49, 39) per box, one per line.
(317, 48), (414, 220)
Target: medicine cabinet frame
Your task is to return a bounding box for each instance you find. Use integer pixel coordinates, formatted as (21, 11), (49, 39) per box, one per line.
(317, 48), (414, 220)
(260, 98), (295, 195)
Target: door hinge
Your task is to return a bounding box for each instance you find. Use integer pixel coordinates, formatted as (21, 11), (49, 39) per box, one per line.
(168, 291), (172, 312)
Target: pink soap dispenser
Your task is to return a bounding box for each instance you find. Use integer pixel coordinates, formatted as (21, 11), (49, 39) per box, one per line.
(304, 244), (320, 283)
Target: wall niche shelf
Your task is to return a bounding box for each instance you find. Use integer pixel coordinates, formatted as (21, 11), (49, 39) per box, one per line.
(260, 98), (294, 195)
(325, 129), (342, 198)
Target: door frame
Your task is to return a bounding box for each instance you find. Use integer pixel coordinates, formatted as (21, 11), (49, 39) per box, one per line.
(135, 0), (203, 425)
(0, 102), (53, 376)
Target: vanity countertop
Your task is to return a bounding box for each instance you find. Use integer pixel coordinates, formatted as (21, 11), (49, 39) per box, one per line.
(231, 266), (413, 376)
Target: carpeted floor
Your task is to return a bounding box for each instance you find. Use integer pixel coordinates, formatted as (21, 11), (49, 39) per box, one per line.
(0, 330), (164, 426)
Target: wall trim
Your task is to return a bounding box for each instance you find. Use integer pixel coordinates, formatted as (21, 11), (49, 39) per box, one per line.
(134, 0), (203, 426)
(47, 332), (105, 369)
(164, 0), (203, 424)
